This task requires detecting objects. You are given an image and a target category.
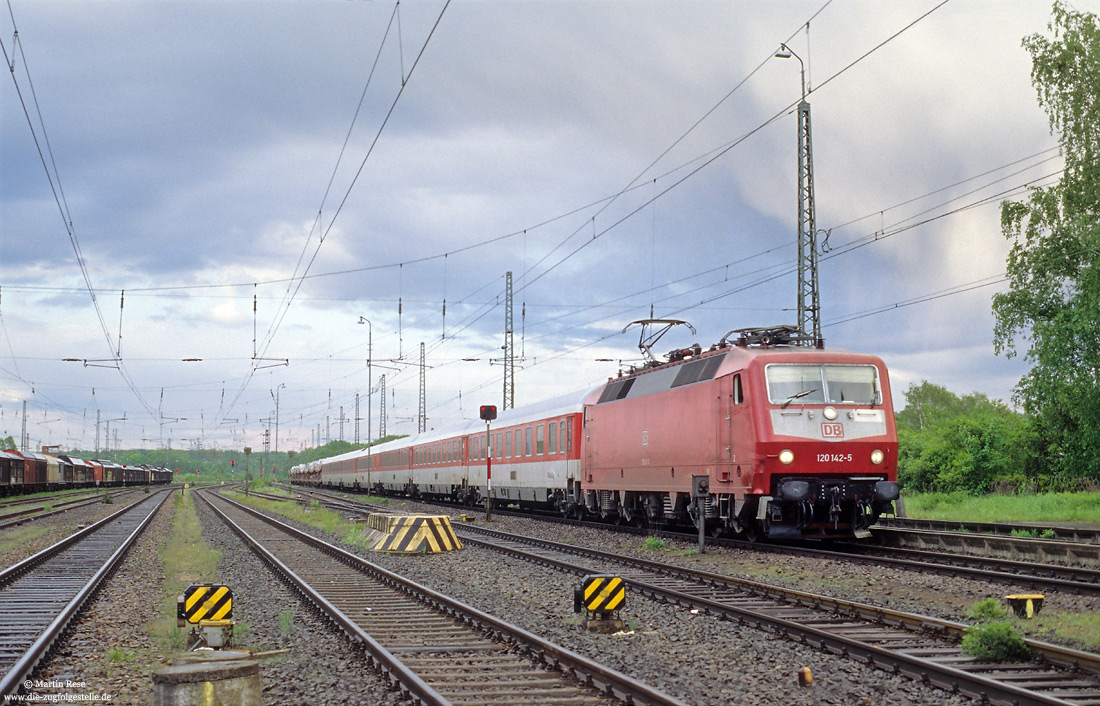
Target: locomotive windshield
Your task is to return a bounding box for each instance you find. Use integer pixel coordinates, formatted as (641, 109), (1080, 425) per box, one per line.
(765, 364), (881, 405)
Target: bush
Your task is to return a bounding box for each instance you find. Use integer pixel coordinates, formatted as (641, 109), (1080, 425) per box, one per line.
(961, 622), (1030, 661)
(968, 598), (1007, 622)
(642, 536), (670, 551)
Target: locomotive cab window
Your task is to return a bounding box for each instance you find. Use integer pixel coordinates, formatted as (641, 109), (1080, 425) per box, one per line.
(765, 364), (881, 405)
(733, 373), (743, 405)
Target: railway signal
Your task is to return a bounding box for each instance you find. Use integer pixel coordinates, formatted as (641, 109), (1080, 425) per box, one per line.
(480, 405), (497, 521)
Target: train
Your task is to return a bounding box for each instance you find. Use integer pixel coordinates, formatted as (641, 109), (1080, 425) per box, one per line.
(0, 447), (173, 496)
(292, 325), (901, 539)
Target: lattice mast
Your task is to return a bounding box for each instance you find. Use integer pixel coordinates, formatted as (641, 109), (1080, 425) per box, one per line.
(796, 98), (822, 347)
(418, 343), (427, 433)
(379, 375), (387, 438)
(503, 271), (515, 410)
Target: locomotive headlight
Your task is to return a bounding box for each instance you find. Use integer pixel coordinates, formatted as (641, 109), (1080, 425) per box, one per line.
(870, 449), (884, 465)
(779, 449), (795, 465)
(823, 406), (838, 420)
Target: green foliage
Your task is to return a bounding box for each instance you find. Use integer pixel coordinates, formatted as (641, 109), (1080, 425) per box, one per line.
(992, 2), (1100, 487)
(1041, 528), (1057, 539)
(642, 536), (671, 551)
(897, 382), (1031, 494)
(278, 610), (295, 634)
(59, 436), (405, 485)
(904, 490), (1100, 524)
(105, 646), (136, 662)
(1011, 528), (1037, 538)
(968, 598), (1008, 622)
(0, 435), (15, 450)
(961, 622), (1031, 661)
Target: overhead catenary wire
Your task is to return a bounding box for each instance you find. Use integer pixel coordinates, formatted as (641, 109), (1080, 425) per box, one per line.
(1, 1), (159, 423)
(219, 0), (451, 427)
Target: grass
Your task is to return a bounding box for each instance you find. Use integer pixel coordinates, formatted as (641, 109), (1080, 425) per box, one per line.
(0, 524), (51, 555)
(642, 536), (671, 551)
(105, 646), (136, 662)
(230, 491), (375, 552)
(278, 610), (295, 633)
(150, 490), (222, 651)
(903, 491), (1100, 526)
(1024, 610), (1100, 650)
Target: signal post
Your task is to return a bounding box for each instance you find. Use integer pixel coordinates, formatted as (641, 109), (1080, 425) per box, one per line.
(480, 405), (496, 521)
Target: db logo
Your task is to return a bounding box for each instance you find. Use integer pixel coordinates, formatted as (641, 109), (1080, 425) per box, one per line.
(821, 422), (844, 438)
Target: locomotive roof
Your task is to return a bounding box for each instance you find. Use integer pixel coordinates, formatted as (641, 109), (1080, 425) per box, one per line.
(591, 343), (885, 406)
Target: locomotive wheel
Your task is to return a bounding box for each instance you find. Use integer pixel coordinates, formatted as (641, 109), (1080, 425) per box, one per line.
(741, 524), (761, 543)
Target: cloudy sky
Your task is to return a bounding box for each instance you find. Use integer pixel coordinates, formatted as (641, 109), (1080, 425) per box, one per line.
(0, 0), (1079, 455)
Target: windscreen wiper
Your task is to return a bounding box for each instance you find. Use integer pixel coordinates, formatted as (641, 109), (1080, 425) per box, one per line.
(781, 388), (816, 409)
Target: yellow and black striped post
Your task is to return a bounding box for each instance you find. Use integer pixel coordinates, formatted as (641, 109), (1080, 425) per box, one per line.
(177, 584), (236, 649)
(178, 584), (233, 625)
(574, 574), (626, 633)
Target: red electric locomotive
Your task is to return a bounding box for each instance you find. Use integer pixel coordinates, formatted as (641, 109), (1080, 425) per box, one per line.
(577, 325), (899, 539)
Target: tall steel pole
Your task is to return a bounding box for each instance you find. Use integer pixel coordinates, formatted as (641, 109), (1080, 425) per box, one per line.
(503, 271), (514, 409)
(418, 342), (427, 433)
(273, 383), (285, 454)
(379, 374), (387, 438)
(357, 316), (373, 446)
(777, 44), (822, 347)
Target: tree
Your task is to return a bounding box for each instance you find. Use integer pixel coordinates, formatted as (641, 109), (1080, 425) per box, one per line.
(992, 2), (1100, 484)
(0, 435), (15, 450)
(896, 382), (1030, 494)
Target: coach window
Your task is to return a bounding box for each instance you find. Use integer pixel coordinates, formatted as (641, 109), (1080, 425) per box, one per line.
(525, 427), (533, 456)
(453, 440), (459, 462)
(505, 430), (512, 458)
(536, 424), (545, 454)
(567, 420), (573, 452)
(559, 420), (566, 453)
(547, 422), (556, 455)
(496, 431), (503, 458)
(734, 374), (744, 405)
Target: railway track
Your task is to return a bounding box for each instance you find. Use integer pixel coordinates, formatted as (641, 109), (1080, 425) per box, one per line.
(450, 523), (1100, 706)
(0, 490), (136, 531)
(868, 526), (1100, 568)
(285, 485), (1100, 597)
(877, 517), (1100, 544)
(0, 488), (172, 696)
(197, 489), (686, 706)
(272, 486), (1100, 706)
